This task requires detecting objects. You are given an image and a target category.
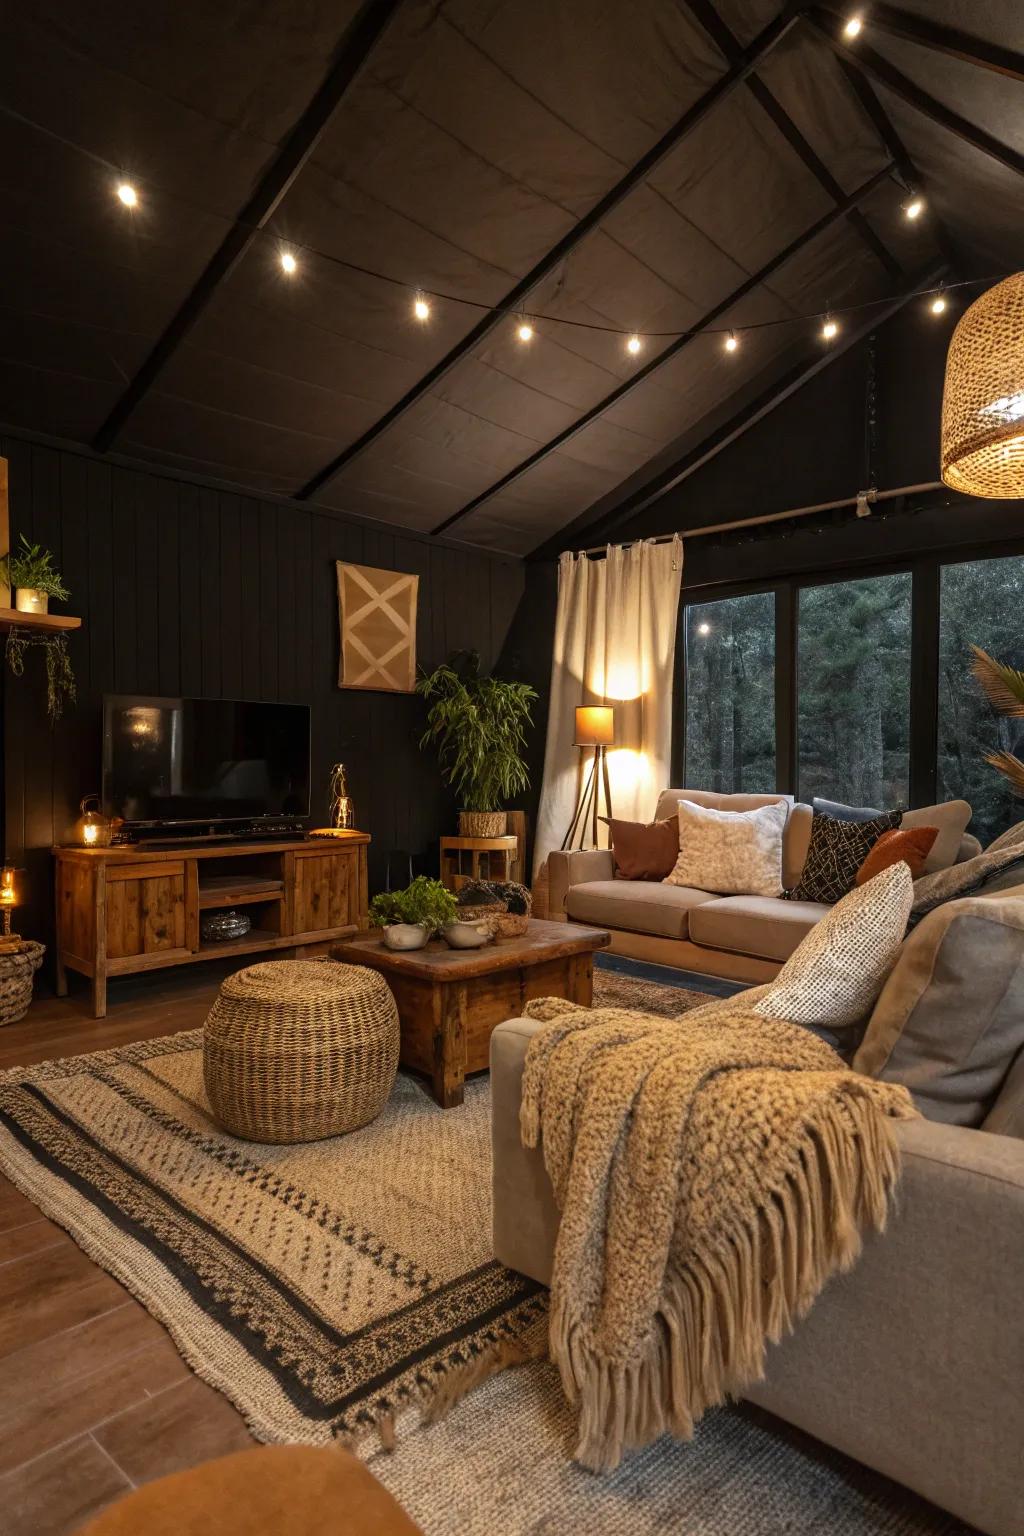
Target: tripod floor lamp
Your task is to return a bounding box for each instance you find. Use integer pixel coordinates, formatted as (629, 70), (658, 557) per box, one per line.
(561, 706), (615, 851)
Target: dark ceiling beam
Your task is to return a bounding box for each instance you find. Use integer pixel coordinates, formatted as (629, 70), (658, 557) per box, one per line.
(848, 3), (1024, 83)
(809, 12), (1024, 180)
(536, 260), (945, 557)
(294, 5), (803, 502)
(684, 0), (901, 279)
(833, 55), (961, 275)
(430, 162), (895, 537)
(92, 0), (406, 454)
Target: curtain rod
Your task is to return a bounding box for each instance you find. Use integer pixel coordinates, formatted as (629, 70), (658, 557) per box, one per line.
(571, 481), (945, 557)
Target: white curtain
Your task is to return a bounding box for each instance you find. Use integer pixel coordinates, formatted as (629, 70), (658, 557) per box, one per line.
(533, 535), (683, 881)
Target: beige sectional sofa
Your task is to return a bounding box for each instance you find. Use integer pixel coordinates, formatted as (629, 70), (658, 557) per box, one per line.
(490, 887), (1024, 1536)
(548, 788), (981, 982)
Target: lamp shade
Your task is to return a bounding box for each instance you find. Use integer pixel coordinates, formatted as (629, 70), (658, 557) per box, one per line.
(574, 705), (615, 747)
(941, 272), (1024, 498)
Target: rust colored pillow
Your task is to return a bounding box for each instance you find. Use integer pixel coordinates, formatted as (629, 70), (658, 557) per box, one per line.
(604, 816), (679, 880)
(856, 826), (939, 885)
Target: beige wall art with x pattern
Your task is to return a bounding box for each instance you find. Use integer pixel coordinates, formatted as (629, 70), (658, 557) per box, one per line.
(336, 561), (419, 693)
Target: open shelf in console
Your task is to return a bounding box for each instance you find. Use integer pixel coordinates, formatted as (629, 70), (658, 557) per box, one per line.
(197, 874), (285, 909)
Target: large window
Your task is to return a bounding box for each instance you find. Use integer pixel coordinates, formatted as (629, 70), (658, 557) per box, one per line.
(683, 593), (775, 793)
(797, 573), (912, 808)
(939, 555), (1024, 844)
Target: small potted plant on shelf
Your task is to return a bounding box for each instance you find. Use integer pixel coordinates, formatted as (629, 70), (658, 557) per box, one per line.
(368, 876), (458, 951)
(1, 534), (71, 615)
(416, 650), (537, 837)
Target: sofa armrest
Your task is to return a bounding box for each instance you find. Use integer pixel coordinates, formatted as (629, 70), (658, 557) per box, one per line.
(546, 848), (615, 920)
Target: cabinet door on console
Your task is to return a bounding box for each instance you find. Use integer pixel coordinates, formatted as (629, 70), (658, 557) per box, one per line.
(106, 863), (187, 958)
(292, 852), (358, 934)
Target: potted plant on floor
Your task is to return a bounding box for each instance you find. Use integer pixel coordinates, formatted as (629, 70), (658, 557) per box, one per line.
(417, 651), (537, 837)
(369, 876), (457, 951)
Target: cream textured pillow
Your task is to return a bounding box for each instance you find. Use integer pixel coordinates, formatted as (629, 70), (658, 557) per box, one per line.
(754, 862), (914, 1029)
(664, 798), (787, 897)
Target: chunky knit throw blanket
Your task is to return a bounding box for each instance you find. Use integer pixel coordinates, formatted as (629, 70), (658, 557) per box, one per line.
(519, 994), (917, 1472)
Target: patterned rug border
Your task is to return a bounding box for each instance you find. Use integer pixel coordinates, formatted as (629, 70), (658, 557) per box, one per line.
(0, 1030), (547, 1450)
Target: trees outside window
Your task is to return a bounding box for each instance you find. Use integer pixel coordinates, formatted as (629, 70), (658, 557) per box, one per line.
(797, 574), (912, 808)
(683, 593), (775, 793)
(939, 556), (1024, 844)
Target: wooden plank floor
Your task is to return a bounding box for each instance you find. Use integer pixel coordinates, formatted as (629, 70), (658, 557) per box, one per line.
(0, 963), (255, 1535)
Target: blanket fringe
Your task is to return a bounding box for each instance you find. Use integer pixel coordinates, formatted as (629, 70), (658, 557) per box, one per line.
(552, 1095), (904, 1472)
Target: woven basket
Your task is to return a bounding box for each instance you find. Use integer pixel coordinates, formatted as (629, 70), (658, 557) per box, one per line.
(203, 959), (399, 1144)
(458, 810), (506, 837)
(0, 940), (45, 1027)
(491, 911), (530, 939)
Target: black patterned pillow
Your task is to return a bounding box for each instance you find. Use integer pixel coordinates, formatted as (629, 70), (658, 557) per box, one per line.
(784, 809), (903, 904)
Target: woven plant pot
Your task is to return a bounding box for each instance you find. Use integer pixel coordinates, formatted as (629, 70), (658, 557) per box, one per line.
(203, 959), (399, 1144)
(0, 940), (45, 1027)
(458, 810), (506, 837)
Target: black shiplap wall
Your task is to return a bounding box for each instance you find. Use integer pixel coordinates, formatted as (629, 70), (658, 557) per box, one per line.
(0, 435), (525, 957)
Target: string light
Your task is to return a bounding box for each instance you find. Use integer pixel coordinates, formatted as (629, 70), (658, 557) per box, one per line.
(904, 197), (925, 220)
(822, 315), (839, 341)
(697, 622), (711, 636)
(413, 293), (430, 321)
(626, 334), (642, 355)
(930, 290), (947, 315)
(279, 249), (297, 275)
(116, 182), (137, 208)
(724, 330), (739, 353)
(843, 15), (863, 39)
(516, 318), (534, 343)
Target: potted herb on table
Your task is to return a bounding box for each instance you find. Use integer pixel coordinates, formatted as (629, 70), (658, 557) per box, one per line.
(416, 651), (537, 837)
(369, 876), (457, 951)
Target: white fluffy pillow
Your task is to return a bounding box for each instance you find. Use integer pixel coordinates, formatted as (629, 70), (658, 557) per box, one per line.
(664, 797), (787, 897)
(754, 862), (914, 1029)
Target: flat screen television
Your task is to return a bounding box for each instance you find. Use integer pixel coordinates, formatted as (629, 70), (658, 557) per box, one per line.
(102, 695), (311, 827)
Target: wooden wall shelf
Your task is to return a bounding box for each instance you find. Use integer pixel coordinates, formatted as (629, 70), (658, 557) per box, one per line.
(0, 607), (82, 632)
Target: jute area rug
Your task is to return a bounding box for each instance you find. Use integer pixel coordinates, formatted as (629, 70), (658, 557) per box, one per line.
(0, 970), (965, 1533)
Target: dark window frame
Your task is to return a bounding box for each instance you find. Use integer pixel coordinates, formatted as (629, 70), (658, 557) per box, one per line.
(674, 532), (1024, 809)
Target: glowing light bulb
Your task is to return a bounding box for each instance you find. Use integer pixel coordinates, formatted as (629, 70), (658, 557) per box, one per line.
(626, 334), (642, 355)
(724, 331), (739, 353)
(116, 182), (137, 208)
(905, 198), (924, 220)
(413, 294), (430, 321)
(822, 316), (839, 341)
(930, 293), (947, 315)
(843, 15), (863, 39)
(516, 320), (534, 343)
(697, 622), (711, 636)
(280, 250), (297, 275)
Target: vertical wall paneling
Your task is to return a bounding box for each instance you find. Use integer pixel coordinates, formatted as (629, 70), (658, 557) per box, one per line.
(0, 437), (525, 960)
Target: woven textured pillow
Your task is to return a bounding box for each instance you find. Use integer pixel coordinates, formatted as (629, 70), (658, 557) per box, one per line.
(784, 809), (902, 904)
(855, 826), (938, 885)
(664, 797), (787, 897)
(755, 862), (914, 1029)
(909, 843), (1024, 923)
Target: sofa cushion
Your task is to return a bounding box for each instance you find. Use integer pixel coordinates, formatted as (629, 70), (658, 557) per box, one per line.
(565, 879), (715, 940)
(755, 863), (915, 1030)
(909, 843), (1024, 923)
(785, 810), (902, 904)
(653, 787), (793, 823)
(902, 800), (972, 873)
(688, 894), (828, 962)
(856, 893), (1024, 1126)
(987, 818), (1024, 855)
(983, 1045), (1024, 1139)
(602, 815), (678, 880)
(812, 795), (883, 822)
(665, 798), (788, 897)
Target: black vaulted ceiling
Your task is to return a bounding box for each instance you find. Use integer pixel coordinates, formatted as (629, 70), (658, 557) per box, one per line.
(1, 1), (1022, 555)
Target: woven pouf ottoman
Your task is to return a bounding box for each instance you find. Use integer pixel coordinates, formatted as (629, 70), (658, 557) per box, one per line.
(203, 959), (399, 1143)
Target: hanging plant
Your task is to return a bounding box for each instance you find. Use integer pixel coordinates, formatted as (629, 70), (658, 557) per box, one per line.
(5, 628), (76, 723)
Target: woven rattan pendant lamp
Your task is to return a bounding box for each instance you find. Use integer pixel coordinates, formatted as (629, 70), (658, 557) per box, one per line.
(941, 272), (1024, 498)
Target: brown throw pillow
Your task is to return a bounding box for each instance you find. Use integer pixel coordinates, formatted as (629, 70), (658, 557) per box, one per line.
(603, 816), (679, 880)
(856, 826), (938, 885)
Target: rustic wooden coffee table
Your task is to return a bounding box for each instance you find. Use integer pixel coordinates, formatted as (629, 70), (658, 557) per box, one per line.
(335, 919), (610, 1108)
